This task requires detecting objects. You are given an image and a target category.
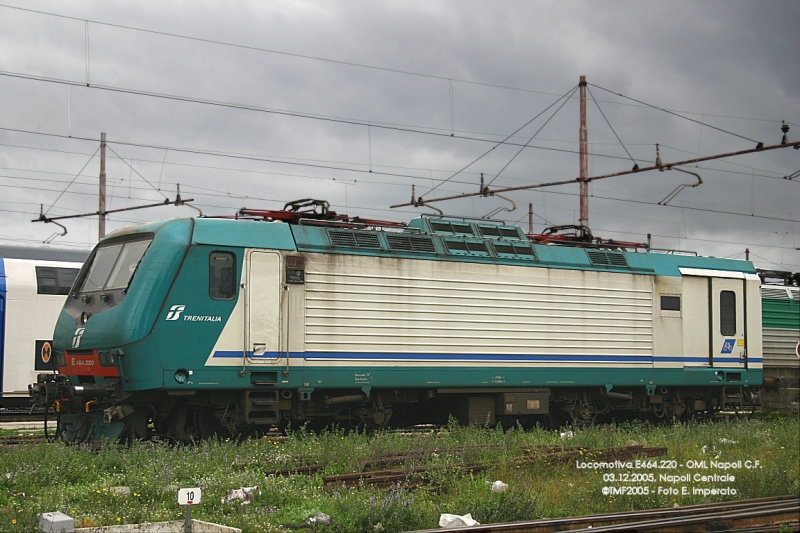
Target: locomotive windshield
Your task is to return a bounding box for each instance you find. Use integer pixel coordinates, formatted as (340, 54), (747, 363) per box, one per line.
(80, 238), (152, 292)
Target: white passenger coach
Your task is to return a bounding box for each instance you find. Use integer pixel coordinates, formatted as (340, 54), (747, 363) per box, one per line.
(0, 246), (87, 407)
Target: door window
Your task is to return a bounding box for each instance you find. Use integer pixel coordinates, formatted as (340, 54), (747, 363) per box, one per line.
(720, 290), (736, 335)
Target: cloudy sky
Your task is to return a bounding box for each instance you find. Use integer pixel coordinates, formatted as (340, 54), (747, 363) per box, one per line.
(0, 1), (798, 272)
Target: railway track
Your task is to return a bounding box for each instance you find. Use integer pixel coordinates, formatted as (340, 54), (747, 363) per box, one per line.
(410, 495), (800, 533)
(264, 444), (669, 490)
(0, 434), (46, 447)
(0, 411), (46, 423)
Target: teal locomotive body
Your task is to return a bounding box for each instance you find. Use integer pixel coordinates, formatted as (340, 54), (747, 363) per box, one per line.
(30, 207), (763, 441)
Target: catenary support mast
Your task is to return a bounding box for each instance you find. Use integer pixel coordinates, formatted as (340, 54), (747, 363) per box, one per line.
(99, 132), (106, 239)
(579, 75), (588, 230)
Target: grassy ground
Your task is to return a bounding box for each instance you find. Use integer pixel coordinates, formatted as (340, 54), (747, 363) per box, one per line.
(1, 417), (797, 532)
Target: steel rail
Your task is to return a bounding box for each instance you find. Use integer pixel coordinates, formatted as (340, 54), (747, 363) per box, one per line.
(564, 502), (800, 533)
(406, 496), (799, 533)
(0, 434), (46, 448)
(0, 413), (46, 423)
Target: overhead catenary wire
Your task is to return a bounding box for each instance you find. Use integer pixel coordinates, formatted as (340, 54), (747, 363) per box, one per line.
(392, 139), (800, 209)
(0, 3), (566, 98)
(0, 122), (647, 197)
(2, 128), (798, 224)
(748, 251), (798, 271)
(576, 225), (800, 254)
(586, 86), (637, 169)
(3, 113), (798, 215)
(6, 175), (798, 256)
(4, 139), (796, 233)
(2, 160), (796, 236)
(588, 83), (761, 145)
(2, 68), (792, 190)
(43, 146), (99, 216)
(2, 175), (795, 225)
(0, 124), (436, 182)
(105, 144), (169, 200)
(0, 138), (794, 186)
(485, 86), (579, 188)
(426, 85), (579, 196)
(1, 71), (634, 163)
(1, 3), (794, 128)
(0, 77), (792, 243)
(4, 69), (787, 177)
(5, 163), (798, 267)
(588, 189), (798, 223)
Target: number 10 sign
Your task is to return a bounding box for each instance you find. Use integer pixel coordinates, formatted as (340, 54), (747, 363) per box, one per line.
(177, 487), (202, 506)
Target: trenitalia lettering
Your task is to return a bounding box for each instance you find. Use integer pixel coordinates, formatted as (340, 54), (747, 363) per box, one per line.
(165, 305), (222, 322)
(182, 315), (222, 322)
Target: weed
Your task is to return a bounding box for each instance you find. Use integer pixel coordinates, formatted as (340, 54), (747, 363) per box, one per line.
(0, 417), (796, 533)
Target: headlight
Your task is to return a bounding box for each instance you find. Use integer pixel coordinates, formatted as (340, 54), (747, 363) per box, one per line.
(98, 351), (117, 366)
(174, 370), (189, 385)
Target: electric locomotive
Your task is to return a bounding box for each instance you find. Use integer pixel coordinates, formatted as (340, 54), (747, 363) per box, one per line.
(29, 201), (763, 442)
(759, 271), (800, 411)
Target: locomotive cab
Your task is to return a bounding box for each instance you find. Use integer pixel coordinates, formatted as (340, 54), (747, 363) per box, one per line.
(32, 221), (191, 441)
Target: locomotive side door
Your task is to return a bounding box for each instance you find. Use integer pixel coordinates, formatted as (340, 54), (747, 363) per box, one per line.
(246, 251), (281, 364)
(709, 277), (747, 368)
(680, 269), (747, 368)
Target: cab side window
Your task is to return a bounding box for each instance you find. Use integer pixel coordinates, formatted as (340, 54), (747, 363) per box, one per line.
(209, 252), (236, 300)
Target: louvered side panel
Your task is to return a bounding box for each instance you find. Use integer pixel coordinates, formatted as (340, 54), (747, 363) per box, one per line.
(762, 299), (800, 330)
(763, 328), (800, 367)
(303, 254), (653, 355)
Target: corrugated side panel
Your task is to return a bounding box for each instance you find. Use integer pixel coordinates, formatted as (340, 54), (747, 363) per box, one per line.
(303, 254), (653, 355)
(763, 328), (800, 367)
(762, 298), (800, 330)
(761, 283), (799, 367)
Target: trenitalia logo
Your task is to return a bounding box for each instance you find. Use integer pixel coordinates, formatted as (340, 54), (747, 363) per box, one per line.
(72, 328), (85, 349)
(166, 305), (186, 321)
(165, 304), (222, 323)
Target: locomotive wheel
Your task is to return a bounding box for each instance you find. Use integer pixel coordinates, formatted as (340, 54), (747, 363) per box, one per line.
(118, 408), (150, 442)
(546, 402), (571, 429)
(194, 408), (229, 440)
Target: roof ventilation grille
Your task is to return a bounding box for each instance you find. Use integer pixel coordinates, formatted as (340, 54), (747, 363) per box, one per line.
(329, 230), (381, 249)
(587, 250), (629, 267)
(386, 234), (436, 253)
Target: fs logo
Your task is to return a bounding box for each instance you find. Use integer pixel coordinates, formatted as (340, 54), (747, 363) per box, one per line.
(166, 305), (186, 321)
(72, 328), (85, 349)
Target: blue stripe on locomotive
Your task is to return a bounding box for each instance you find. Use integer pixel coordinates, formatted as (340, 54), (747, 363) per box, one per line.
(209, 350), (761, 365)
